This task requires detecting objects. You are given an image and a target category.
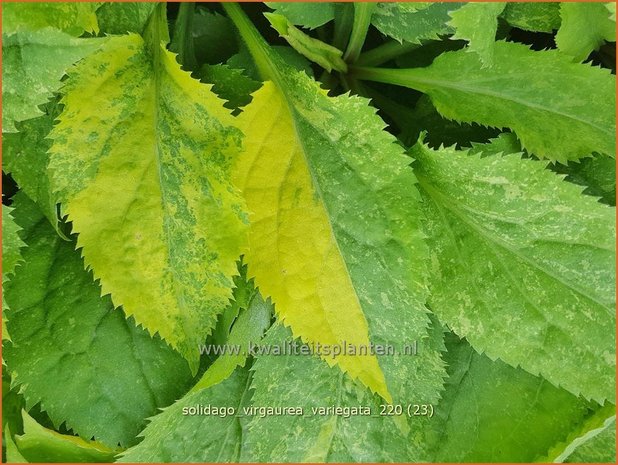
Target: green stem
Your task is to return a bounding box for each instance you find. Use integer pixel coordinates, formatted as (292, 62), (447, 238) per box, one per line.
(356, 40), (421, 67)
(350, 65), (426, 92)
(333, 3), (354, 51)
(222, 3), (277, 83)
(144, 3), (170, 53)
(170, 2), (196, 70)
(343, 3), (376, 63)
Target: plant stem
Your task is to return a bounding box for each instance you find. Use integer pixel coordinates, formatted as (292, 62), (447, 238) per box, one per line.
(143, 3), (170, 53)
(222, 3), (277, 83)
(343, 3), (376, 63)
(350, 65), (427, 92)
(333, 3), (354, 51)
(170, 2), (196, 70)
(356, 40), (421, 67)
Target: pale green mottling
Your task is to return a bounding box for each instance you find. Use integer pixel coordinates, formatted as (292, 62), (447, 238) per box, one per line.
(96, 2), (156, 35)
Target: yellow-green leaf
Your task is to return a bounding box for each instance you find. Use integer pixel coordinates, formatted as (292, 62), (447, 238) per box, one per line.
(48, 20), (247, 371)
(15, 411), (119, 463)
(226, 4), (443, 404)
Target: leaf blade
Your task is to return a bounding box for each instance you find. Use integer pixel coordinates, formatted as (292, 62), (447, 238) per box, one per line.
(411, 140), (616, 402)
(47, 33), (248, 371)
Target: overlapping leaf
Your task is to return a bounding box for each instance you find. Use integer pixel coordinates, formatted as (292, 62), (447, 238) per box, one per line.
(2, 30), (105, 132)
(411, 140), (615, 403)
(119, 367), (252, 463)
(541, 405), (616, 463)
(266, 13), (347, 72)
(47, 11), (248, 371)
(501, 2), (561, 33)
(242, 323), (445, 462)
(226, 3), (444, 403)
(354, 41), (616, 161)
(2, 205), (25, 340)
(96, 1), (156, 35)
(4, 193), (194, 447)
(2, 2), (99, 36)
(448, 2), (506, 66)
(556, 2), (616, 63)
(14, 411), (119, 463)
(431, 333), (594, 462)
(371, 2), (463, 44)
(2, 110), (60, 230)
(198, 64), (261, 111)
(266, 2), (335, 29)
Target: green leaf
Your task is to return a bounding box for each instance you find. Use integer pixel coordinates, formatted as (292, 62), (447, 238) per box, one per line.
(467, 132), (523, 156)
(191, 292), (272, 392)
(410, 140), (616, 403)
(242, 323), (444, 462)
(471, 134), (617, 207)
(266, 2), (335, 29)
(15, 411), (119, 463)
(448, 2), (506, 66)
(266, 13), (347, 73)
(2, 204), (26, 341)
(96, 1), (156, 35)
(2, 205), (25, 279)
(211, 260), (256, 346)
(2, 2), (99, 36)
(607, 2), (616, 22)
(563, 415), (616, 463)
(371, 2), (463, 44)
(540, 404), (616, 463)
(501, 2), (561, 33)
(198, 63), (261, 112)
(2, 374), (25, 433)
(228, 44), (314, 81)
(225, 3), (445, 404)
(47, 24), (248, 371)
(431, 332), (593, 462)
(4, 425), (28, 463)
(2, 109), (60, 231)
(354, 41), (616, 161)
(553, 155), (617, 207)
(119, 367), (253, 462)
(193, 8), (239, 66)
(556, 2), (616, 63)
(2, 30), (105, 132)
(3, 193), (194, 447)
